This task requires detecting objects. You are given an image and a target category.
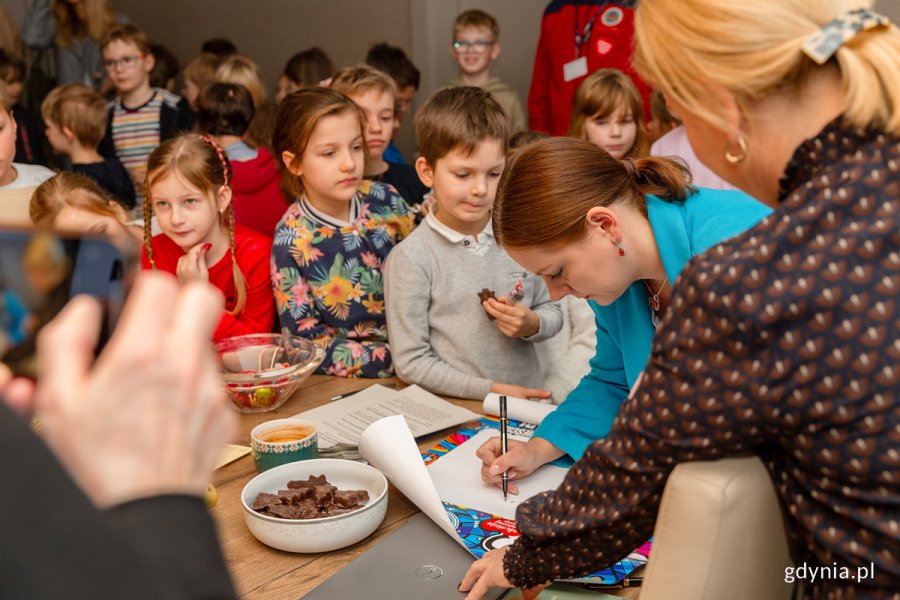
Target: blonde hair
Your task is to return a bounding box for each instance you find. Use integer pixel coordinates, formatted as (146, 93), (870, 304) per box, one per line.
(144, 135), (247, 316)
(272, 87), (365, 199)
(215, 54), (267, 108)
(330, 65), (397, 100)
(494, 137), (694, 249)
(30, 172), (120, 226)
(569, 68), (650, 158)
(183, 53), (222, 87)
(414, 86), (509, 166)
(633, 0), (900, 135)
(41, 84), (107, 148)
(54, 0), (115, 47)
(215, 54), (273, 149)
(453, 9), (499, 39)
(100, 23), (150, 55)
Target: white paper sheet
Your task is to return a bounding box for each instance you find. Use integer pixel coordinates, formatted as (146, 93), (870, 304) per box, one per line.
(428, 428), (568, 520)
(483, 393), (557, 425)
(358, 415), (462, 543)
(295, 384), (479, 447)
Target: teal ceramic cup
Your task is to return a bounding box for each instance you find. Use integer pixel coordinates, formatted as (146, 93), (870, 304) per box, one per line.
(250, 418), (318, 473)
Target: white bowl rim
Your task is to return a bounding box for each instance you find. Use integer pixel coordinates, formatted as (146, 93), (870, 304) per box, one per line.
(241, 458), (388, 526)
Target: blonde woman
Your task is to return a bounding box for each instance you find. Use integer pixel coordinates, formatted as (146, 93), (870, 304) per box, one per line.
(461, 1), (900, 598)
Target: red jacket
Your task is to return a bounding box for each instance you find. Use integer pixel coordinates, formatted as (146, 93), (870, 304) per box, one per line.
(528, 0), (651, 136)
(230, 147), (289, 238)
(141, 225), (275, 341)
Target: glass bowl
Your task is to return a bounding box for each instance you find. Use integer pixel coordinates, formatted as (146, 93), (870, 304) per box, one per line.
(215, 333), (325, 413)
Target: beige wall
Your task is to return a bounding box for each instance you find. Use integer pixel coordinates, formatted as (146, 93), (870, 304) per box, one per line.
(8, 0), (900, 152)
(7, 0), (547, 156)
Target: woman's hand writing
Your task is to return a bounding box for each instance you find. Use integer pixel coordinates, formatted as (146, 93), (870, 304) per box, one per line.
(475, 436), (564, 495)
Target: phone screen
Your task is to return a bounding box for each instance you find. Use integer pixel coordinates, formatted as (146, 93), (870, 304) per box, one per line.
(0, 228), (136, 378)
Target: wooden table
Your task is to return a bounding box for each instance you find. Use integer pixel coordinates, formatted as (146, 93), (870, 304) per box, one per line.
(212, 374), (640, 599)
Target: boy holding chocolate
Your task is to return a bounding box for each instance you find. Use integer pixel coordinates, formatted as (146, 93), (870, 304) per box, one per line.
(383, 86), (561, 401)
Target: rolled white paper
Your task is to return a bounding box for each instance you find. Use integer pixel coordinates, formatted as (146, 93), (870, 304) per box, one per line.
(483, 393), (556, 426)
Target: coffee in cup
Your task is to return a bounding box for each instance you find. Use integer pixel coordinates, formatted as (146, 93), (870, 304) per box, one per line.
(250, 418), (318, 472)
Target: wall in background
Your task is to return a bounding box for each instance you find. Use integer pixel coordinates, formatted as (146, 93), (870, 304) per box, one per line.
(8, 0), (900, 154)
(411, 0), (546, 115)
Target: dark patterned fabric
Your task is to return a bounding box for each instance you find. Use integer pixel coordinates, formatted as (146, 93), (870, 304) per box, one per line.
(503, 119), (900, 599)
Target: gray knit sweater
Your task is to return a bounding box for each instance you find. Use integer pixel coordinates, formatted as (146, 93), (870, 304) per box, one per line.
(384, 220), (563, 400)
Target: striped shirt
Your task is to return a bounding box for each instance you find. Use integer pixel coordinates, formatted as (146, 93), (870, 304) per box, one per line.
(109, 88), (180, 201)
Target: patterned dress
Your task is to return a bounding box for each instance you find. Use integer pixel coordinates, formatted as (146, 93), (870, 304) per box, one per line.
(502, 120), (900, 599)
(271, 180), (416, 377)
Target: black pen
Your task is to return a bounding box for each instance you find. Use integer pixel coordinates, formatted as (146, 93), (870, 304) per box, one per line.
(330, 389), (361, 401)
(500, 395), (508, 501)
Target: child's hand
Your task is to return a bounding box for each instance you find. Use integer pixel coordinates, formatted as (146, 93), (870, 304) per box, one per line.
(483, 296), (540, 338)
(490, 382), (551, 400)
(176, 243), (211, 285)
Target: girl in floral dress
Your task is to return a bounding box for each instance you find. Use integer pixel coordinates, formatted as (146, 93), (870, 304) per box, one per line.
(271, 87), (416, 377)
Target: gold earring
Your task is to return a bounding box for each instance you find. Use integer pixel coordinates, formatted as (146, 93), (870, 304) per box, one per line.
(724, 135), (748, 164)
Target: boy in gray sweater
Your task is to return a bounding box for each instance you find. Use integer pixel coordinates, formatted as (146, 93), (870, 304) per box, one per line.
(384, 87), (562, 400)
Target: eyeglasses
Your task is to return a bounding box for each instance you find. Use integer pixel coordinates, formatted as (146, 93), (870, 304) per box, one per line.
(103, 54), (145, 71)
(453, 40), (494, 54)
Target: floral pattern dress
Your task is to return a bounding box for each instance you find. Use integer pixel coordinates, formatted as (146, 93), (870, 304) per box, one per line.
(271, 180), (416, 377)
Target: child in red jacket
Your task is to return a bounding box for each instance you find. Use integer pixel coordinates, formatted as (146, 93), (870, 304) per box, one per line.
(197, 82), (288, 238)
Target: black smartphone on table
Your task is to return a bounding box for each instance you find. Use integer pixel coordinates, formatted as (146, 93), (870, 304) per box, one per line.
(0, 227), (136, 378)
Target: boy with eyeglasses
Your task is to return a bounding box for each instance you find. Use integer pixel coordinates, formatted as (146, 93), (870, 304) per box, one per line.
(98, 24), (194, 204)
(447, 9), (526, 134)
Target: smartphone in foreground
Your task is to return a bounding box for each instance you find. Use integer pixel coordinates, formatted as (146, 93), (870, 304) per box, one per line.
(0, 228), (136, 378)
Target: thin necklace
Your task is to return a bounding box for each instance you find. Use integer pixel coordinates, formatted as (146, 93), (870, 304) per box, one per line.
(644, 276), (669, 328)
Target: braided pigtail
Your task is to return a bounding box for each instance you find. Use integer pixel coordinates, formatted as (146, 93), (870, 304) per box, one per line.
(143, 188), (156, 269)
(197, 134), (247, 317)
(224, 203), (247, 316)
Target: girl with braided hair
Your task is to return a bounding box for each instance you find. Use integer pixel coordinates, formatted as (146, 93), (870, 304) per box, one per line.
(141, 134), (275, 341)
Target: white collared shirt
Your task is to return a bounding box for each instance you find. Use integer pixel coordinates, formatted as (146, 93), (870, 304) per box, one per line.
(424, 207), (494, 256)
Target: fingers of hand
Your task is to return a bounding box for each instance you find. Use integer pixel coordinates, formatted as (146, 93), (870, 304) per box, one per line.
(1, 377), (36, 417)
(475, 437), (502, 465)
(459, 556), (489, 593)
(165, 282), (226, 438)
(460, 550), (511, 599)
(35, 295), (102, 409)
(102, 273), (180, 360)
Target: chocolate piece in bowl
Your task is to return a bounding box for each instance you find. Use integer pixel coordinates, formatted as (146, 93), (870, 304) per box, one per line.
(251, 492), (282, 511)
(288, 475), (327, 489)
(333, 489), (370, 509)
(241, 458), (389, 552)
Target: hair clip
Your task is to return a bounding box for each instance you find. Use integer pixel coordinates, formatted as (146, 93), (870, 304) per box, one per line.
(802, 8), (890, 65)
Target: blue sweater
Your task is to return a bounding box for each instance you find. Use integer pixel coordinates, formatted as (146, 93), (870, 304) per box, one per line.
(534, 188), (772, 460)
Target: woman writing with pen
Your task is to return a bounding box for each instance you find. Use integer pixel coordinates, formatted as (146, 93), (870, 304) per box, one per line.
(461, 0), (899, 598)
(474, 137), (770, 493)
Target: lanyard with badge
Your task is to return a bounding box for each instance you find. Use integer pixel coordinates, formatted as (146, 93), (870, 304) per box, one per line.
(564, 6), (601, 82)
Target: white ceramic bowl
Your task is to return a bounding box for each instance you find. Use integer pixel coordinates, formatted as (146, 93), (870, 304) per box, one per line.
(241, 458), (388, 553)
